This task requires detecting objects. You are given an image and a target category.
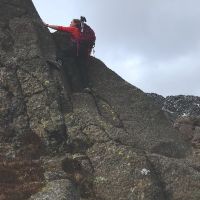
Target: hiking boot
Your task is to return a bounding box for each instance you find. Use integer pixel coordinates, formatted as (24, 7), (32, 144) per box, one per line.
(83, 87), (92, 93)
(46, 59), (62, 70)
(56, 59), (62, 67)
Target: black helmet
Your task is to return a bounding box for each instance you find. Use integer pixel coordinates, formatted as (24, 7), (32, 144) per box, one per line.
(80, 16), (87, 22)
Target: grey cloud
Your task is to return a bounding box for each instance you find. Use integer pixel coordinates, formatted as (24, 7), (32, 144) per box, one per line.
(88, 0), (200, 61)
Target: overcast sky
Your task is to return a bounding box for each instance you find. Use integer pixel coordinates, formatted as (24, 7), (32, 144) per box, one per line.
(32, 0), (200, 97)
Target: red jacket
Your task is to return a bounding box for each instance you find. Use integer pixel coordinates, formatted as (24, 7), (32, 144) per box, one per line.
(56, 26), (80, 40)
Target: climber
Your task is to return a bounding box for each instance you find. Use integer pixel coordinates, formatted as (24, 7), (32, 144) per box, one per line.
(43, 17), (96, 92)
(43, 17), (96, 57)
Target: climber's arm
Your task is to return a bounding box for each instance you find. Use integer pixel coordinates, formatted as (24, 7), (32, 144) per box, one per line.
(43, 22), (59, 30)
(43, 22), (75, 32)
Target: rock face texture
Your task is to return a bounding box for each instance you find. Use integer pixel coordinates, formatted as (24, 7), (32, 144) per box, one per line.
(148, 93), (200, 153)
(0, 0), (200, 199)
(148, 94), (200, 117)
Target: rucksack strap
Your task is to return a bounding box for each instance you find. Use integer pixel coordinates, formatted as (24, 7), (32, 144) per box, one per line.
(80, 16), (87, 33)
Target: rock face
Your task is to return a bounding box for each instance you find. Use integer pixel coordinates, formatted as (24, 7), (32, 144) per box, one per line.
(164, 95), (200, 117)
(0, 1), (200, 199)
(148, 93), (200, 149)
(148, 93), (200, 117)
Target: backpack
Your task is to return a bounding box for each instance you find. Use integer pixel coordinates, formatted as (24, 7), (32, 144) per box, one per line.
(78, 17), (96, 56)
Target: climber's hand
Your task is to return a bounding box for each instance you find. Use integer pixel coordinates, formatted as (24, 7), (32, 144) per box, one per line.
(43, 21), (48, 27)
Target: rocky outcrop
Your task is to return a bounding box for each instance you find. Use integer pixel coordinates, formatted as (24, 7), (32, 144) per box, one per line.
(174, 116), (200, 146)
(164, 95), (200, 117)
(148, 94), (200, 186)
(148, 93), (200, 117)
(0, 0), (200, 199)
(148, 94), (200, 149)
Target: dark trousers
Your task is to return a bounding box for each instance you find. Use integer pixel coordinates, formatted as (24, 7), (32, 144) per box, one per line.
(76, 55), (89, 89)
(57, 41), (89, 92)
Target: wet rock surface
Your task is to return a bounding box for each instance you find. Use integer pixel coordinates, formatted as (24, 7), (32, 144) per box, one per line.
(0, 0), (200, 199)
